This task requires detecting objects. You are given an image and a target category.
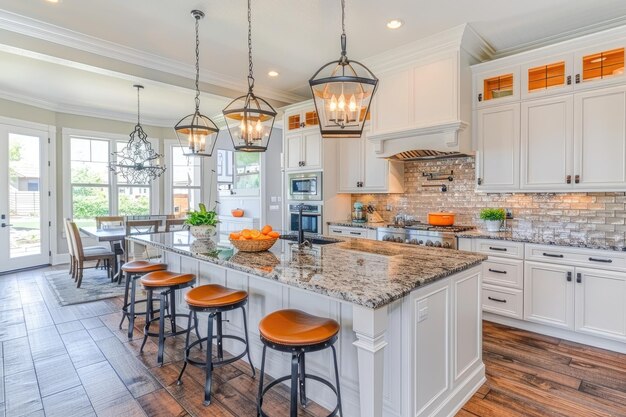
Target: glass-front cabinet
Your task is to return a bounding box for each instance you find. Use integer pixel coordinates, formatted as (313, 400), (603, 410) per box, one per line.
(521, 54), (573, 99)
(574, 42), (626, 89)
(474, 66), (520, 107)
(286, 108), (319, 131)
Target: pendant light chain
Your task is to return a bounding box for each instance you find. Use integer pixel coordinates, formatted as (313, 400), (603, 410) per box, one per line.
(340, 0), (347, 62)
(247, 0), (254, 90)
(194, 13), (201, 112)
(136, 85), (141, 125)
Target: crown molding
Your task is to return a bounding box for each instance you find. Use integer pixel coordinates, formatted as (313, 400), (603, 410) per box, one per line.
(0, 10), (306, 105)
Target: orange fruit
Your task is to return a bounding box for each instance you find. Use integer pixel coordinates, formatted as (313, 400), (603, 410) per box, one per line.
(261, 225), (273, 235)
(238, 236), (246, 241)
(241, 229), (251, 239)
(268, 231), (280, 238)
(229, 232), (241, 240)
(250, 229), (261, 239)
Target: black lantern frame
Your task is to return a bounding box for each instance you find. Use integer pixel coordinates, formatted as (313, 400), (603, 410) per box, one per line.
(223, 0), (276, 152)
(308, 0), (378, 138)
(175, 10), (220, 157)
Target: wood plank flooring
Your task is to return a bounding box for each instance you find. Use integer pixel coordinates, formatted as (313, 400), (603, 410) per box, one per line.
(2, 266), (626, 416)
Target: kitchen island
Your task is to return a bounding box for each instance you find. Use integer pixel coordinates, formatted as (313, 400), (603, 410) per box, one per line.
(128, 232), (487, 417)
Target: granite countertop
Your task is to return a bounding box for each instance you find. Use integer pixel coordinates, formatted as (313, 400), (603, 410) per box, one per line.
(327, 221), (387, 230)
(456, 230), (626, 252)
(128, 231), (486, 309)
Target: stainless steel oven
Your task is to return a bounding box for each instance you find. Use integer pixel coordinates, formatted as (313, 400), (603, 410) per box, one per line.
(288, 203), (322, 234)
(288, 172), (322, 201)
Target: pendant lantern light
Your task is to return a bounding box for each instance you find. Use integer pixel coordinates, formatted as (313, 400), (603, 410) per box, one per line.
(222, 0), (276, 152)
(309, 0), (378, 138)
(175, 10), (220, 157)
(109, 85), (166, 183)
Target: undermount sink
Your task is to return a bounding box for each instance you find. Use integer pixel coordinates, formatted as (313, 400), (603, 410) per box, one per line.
(280, 235), (340, 245)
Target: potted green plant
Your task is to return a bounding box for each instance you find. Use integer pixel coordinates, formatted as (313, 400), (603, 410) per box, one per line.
(480, 208), (505, 232)
(185, 203), (219, 239)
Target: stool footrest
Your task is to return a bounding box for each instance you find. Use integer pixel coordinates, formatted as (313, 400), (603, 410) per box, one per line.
(259, 373), (340, 417)
(144, 313), (190, 339)
(184, 335), (248, 368)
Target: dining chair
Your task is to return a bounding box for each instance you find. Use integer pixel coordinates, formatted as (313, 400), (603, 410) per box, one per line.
(125, 219), (161, 235)
(96, 216), (124, 229)
(165, 218), (187, 232)
(65, 218), (109, 280)
(68, 221), (116, 288)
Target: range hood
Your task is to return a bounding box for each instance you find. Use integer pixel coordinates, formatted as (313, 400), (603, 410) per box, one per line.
(387, 149), (469, 161)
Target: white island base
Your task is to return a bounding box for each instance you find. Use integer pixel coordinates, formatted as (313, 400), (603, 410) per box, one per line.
(161, 250), (484, 417)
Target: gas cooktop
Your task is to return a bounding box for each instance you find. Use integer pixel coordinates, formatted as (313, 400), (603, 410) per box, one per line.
(376, 224), (476, 249)
(405, 224), (475, 233)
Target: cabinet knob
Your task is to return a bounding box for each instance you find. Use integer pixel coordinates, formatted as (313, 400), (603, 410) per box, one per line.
(575, 174), (580, 184)
(566, 175), (571, 184)
(576, 272), (582, 283)
(477, 177), (483, 186)
(575, 74), (581, 84)
(478, 93), (483, 102)
(566, 271), (572, 282)
(567, 75), (572, 85)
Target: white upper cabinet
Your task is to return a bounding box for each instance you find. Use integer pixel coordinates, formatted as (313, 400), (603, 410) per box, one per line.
(574, 85), (626, 188)
(473, 65), (520, 108)
(521, 54), (574, 99)
(475, 103), (520, 191)
(574, 41), (626, 90)
(284, 130), (323, 171)
(521, 95), (574, 190)
(369, 52), (462, 139)
(337, 134), (404, 194)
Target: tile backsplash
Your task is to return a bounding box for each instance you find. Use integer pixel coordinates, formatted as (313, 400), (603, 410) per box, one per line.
(352, 156), (626, 247)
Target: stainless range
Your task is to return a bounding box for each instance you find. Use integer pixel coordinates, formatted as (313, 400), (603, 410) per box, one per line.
(377, 224), (475, 249)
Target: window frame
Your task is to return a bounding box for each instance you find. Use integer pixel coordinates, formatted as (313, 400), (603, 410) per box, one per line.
(62, 128), (159, 224)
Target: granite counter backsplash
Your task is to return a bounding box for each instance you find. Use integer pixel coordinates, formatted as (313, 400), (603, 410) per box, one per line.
(352, 156), (626, 250)
(128, 231), (486, 309)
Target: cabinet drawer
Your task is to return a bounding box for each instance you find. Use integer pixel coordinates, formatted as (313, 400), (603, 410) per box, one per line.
(474, 239), (524, 259)
(482, 284), (524, 319)
(483, 258), (524, 289)
(328, 226), (369, 239)
(525, 244), (626, 272)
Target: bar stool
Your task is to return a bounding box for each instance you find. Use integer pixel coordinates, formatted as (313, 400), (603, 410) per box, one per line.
(257, 309), (342, 417)
(176, 284), (255, 406)
(118, 260), (168, 339)
(139, 271), (198, 365)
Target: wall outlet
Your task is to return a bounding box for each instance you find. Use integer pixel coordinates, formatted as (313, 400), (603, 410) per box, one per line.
(269, 205), (280, 211)
(505, 208), (513, 219)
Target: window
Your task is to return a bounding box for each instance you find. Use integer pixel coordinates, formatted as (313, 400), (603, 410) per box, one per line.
(216, 149), (261, 197)
(170, 145), (202, 214)
(68, 135), (153, 227)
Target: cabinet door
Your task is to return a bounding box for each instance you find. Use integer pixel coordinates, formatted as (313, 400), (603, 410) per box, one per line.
(285, 133), (303, 170)
(521, 96), (573, 190)
(337, 138), (362, 192)
(574, 85), (626, 188)
(574, 42), (626, 90)
(474, 66), (520, 107)
(476, 103), (520, 191)
(521, 54), (573, 99)
(575, 267), (626, 342)
(362, 137), (388, 191)
(302, 131), (322, 169)
(524, 261), (574, 330)
(371, 68), (412, 134)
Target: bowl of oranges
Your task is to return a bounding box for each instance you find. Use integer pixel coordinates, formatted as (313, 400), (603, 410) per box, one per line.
(229, 225), (280, 252)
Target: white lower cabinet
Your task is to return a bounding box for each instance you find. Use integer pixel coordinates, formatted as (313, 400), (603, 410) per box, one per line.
(524, 261), (575, 330)
(327, 225), (376, 240)
(575, 267), (626, 342)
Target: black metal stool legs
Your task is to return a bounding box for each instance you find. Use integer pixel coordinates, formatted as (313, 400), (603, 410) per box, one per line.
(299, 352), (307, 407)
(204, 312), (214, 405)
(256, 345), (267, 417)
(290, 353), (299, 416)
(331, 345), (343, 417)
(241, 306), (256, 378)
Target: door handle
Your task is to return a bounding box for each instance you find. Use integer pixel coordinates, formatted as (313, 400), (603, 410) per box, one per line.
(1, 223), (13, 228)
(576, 273), (582, 283)
(575, 175), (580, 184)
(566, 175), (571, 184)
(567, 271), (572, 282)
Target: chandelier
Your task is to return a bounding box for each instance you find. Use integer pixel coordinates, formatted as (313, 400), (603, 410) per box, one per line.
(109, 85), (166, 183)
(309, 0), (378, 138)
(174, 10), (219, 157)
(222, 0), (277, 152)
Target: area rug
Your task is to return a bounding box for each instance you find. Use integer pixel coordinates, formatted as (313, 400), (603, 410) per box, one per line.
(44, 268), (126, 306)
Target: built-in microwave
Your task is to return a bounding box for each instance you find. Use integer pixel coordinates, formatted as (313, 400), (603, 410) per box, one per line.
(288, 172), (322, 201)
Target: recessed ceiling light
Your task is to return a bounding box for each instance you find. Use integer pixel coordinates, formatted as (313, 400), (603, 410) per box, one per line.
(268, 70), (279, 77)
(386, 19), (403, 30)
(45, 0), (60, 3)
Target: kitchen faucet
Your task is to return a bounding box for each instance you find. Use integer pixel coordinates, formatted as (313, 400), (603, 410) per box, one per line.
(296, 203), (311, 248)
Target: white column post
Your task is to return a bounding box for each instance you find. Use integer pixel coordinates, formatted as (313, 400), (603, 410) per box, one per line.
(352, 304), (389, 417)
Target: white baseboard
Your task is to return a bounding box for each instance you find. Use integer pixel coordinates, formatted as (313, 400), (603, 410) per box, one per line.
(484, 313), (626, 354)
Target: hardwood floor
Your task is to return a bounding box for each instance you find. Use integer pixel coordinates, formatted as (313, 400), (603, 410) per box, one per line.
(2, 265), (626, 416)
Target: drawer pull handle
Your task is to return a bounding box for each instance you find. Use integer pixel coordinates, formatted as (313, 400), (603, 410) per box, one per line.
(589, 257), (612, 263)
(332, 230), (342, 234)
(488, 296), (507, 303)
(349, 231), (361, 235)
(543, 253), (564, 258)
(488, 268), (507, 274)
(489, 247), (507, 252)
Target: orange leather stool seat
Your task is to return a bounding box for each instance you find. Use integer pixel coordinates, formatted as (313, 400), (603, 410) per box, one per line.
(121, 260), (168, 274)
(140, 270), (195, 288)
(259, 309), (340, 346)
(185, 284), (248, 308)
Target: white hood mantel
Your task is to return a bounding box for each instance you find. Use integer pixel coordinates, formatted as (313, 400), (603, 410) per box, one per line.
(363, 24), (492, 158)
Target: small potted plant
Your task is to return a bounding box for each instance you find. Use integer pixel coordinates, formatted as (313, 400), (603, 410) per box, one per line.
(185, 203), (219, 239)
(480, 208), (505, 232)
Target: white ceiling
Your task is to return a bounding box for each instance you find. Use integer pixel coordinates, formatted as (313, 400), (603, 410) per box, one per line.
(1, 0), (626, 125)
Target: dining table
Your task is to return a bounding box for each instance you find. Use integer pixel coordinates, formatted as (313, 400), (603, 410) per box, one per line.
(79, 226), (127, 281)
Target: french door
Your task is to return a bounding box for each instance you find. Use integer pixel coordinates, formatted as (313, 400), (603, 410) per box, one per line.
(0, 124), (50, 273)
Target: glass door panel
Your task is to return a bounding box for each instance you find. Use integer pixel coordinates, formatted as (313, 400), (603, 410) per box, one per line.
(528, 62), (566, 92)
(0, 126), (50, 272)
(582, 48), (624, 82)
(483, 74), (514, 101)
